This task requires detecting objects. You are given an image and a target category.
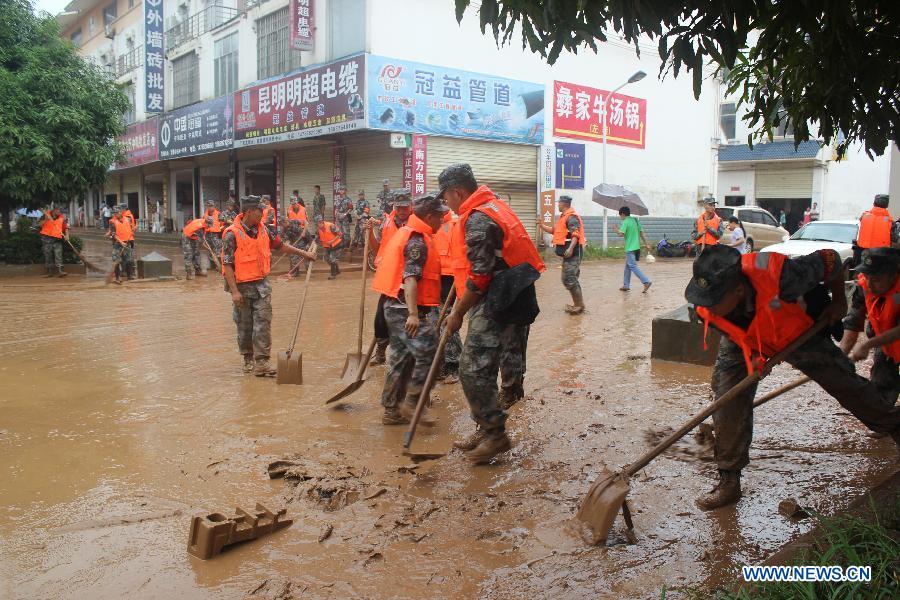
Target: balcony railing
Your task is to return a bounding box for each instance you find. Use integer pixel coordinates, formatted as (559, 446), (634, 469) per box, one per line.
(166, 6), (239, 53)
(115, 45), (143, 78)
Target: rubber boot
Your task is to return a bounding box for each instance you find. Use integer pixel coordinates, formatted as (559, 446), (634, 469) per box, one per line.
(565, 289), (585, 314)
(370, 340), (387, 365)
(441, 363), (459, 385)
(696, 470), (742, 510)
(382, 406), (410, 425)
(466, 432), (512, 465)
(328, 262), (338, 280)
(399, 396), (436, 427)
(453, 428), (485, 451)
(44, 266), (54, 278)
(57, 266), (68, 278)
(254, 358), (277, 377)
(242, 355), (255, 374)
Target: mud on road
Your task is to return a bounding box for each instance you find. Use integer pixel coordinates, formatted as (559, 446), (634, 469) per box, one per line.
(0, 258), (896, 599)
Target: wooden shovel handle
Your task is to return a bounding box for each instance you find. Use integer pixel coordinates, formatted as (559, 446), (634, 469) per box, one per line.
(355, 233), (370, 356)
(752, 376), (811, 408)
(403, 326), (451, 450)
(624, 318), (829, 477)
(437, 286), (456, 331)
(287, 242), (317, 354)
(203, 239), (221, 270)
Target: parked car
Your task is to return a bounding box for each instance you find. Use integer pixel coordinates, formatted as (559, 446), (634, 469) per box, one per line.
(760, 220), (858, 267)
(716, 206), (790, 251)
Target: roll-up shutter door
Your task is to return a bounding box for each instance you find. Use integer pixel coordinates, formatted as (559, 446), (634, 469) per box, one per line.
(345, 132), (405, 202)
(283, 143), (335, 216)
(122, 172), (141, 195)
(426, 137), (539, 239)
(755, 167), (813, 199)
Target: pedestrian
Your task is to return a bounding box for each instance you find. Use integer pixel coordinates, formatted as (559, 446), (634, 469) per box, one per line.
(433, 210), (462, 383)
(203, 200), (224, 257)
(260, 195), (275, 227)
(684, 245), (900, 510)
(106, 205), (134, 283)
(182, 216), (208, 280)
(221, 197), (239, 228)
(312, 185), (327, 221)
(78, 206), (85, 228)
(101, 203), (111, 230)
(333, 186), (353, 250)
(370, 189), (413, 366)
(352, 189), (371, 248)
(691, 199), (723, 253)
(841, 248), (900, 401)
(120, 204), (138, 276)
(37, 207), (69, 278)
(537, 195), (585, 312)
(371, 194), (448, 425)
(440, 163), (546, 464)
(778, 209), (787, 230)
(617, 206), (652, 292)
(316, 214), (344, 279)
(809, 202), (820, 222)
(377, 178), (393, 217)
(725, 216), (748, 254)
(801, 205), (812, 226)
(222, 199), (317, 376)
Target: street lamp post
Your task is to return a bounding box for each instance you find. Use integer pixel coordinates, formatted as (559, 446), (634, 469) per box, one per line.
(601, 70), (646, 250)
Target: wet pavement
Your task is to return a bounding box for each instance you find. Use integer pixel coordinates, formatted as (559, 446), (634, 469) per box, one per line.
(0, 255), (897, 599)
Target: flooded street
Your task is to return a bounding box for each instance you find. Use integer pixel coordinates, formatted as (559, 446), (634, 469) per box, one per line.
(1, 255), (896, 600)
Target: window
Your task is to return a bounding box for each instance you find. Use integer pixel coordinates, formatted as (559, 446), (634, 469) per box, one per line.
(70, 28), (83, 46)
(214, 32), (239, 97)
(122, 84), (136, 125)
(775, 111), (795, 138)
(760, 212), (778, 227)
(89, 16), (95, 35)
(257, 8), (301, 80)
(720, 102), (737, 141)
(103, 2), (117, 26)
(172, 52), (200, 108)
(329, 0), (366, 60)
(715, 207), (734, 219)
(742, 210), (764, 225)
(129, 0), (135, 8)
(724, 195), (745, 207)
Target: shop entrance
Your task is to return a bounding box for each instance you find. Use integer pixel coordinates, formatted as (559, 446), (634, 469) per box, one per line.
(241, 160), (275, 199)
(757, 198), (810, 233)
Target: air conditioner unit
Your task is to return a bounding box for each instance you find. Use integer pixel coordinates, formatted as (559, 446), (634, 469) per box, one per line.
(105, 24), (115, 39)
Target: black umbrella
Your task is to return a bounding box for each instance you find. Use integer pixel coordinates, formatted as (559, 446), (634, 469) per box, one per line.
(591, 183), (648, 216)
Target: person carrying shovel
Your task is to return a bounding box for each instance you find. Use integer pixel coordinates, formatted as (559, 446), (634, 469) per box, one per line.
(371, 194), (448, 425)
(182, 216), (208, 280)
(222, 199), (317, 376)
(106, 206), (135, 283)
(691, 198), (723, 255)
(685, 245), (900, 510)
(36, 207), (69, 278)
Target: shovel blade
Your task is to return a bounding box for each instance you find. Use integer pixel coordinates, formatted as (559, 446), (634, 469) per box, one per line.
(341, 353), (364, 382)
(574, 471), (631, 546)
(402, 450), (446, 463)
(324, 379), (366, 404)
(276, 350), (303, 385)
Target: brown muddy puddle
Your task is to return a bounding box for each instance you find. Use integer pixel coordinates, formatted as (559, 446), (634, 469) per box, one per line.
(0, 257), (896, 599)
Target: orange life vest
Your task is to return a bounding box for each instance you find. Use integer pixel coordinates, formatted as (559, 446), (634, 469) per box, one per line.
(552, 208), (585, 247)
(122, 209), (137, 231)
(433, 212), (457, 276)
(205, 208), (223, 233)
(696, 213), (722, 246)
(318, 220), (342, 249)
(374, 212), (405, 269)
(262, 205), (274, 224)
(183, 219), (206, 239)
(857, 207), (893, 249)
(371, 214), (442, 306)
(39, 212), (65, 239)
(288, 204), (308, 225)
(111, 216), (134, 242)
(697, 252), (813, 375)
(451, 186), (546, 298)
(858, 273), (900, 361)
(222, 222), (271, 283)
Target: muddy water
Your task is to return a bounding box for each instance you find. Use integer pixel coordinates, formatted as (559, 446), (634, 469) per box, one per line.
(0, 258), (896, 599)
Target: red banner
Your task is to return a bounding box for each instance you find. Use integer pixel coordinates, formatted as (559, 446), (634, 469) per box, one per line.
(118, 117), (159, 168)
(289, 0), (314, 51)
(553, 80), (646, 149)
(332, 146), (345, 218)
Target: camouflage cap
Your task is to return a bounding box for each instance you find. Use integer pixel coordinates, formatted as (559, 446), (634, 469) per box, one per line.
(684, 245), (743, 307)
(436, 163), (476, 199)
(558, 195), (573, 205)
(413, 194), (449, 217)
(855, 247), (900, 275)
(205, 200), (215, 206)
(392, 188), (412, 206)
(382, 178), (390, 185)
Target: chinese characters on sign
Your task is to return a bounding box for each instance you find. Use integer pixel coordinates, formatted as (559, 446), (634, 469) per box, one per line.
(368, 55), (544, 144)
(553, 80), (647, 149)
(332, 146), (345, 212)
(233, 55), (365, 148)
(402, 135), (427, 196)
(118, 118), (159, 167)
(289, 0), (314, 51)
(542, 145), (554, 190)
(144, 0), (164, 113)
(555, 142), (585, 190)
(540, 190), (556, 226)
(274, 151), (282, 221)
(158, 95), (234, 159)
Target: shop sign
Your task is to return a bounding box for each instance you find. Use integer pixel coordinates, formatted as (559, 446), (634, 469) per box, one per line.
(289, 0), (314, 51)
(540, 190), (556, 225)
(158, 95), (234, 160)
(367, 55), (545, 144)
(332, 146), (346, 212)
(118, 117), (159, 168)
(541, 145), (554, 190)
(390, 133), (410, 148)
(143, 0), (164, 113)
(553, 80), (647, 149)
(403, 135), (426, 196)
(555, 142), (585, 190)
(233, 55), (366, 147)
(274, 150), (282, 223)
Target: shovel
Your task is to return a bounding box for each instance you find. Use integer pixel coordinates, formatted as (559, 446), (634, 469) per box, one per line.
(575, 318), (829, 546)
(203, 239), (221, 271)
(105, 236), (126, 284)
(63, 237), (103, 273)
(341, 233), (371, 381)
(324, 337), (378, 405)
(276, 243), (317, 385)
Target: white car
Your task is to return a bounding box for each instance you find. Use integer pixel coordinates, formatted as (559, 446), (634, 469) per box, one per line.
(760, 220), (858, 264)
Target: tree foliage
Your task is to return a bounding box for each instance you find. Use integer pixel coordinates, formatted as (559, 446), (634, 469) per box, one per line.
(455, 0), (900, 158)
(0, 0), (128, 232)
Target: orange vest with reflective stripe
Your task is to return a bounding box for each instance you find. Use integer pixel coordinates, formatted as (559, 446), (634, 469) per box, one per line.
(451, 186), (546, 298)
(696, 213), (722, 246)
(205, 208), (223, 233)
(374, 212), (405, 269)
(552, 208), (585, 247)
(318, 220), (342, 249)
(183, 219), (206, 239)
(112, 216), (134, 242)
(288, 204), (307, 225)
(697, 252), (813, 374)
(371, 214), (441, 306)
(433, 212), (457, 276)
(222, 223), (271, 283)
(39, 212), (65, 238)
(858, 273), (900, 361)
(857, 207), (892, 249)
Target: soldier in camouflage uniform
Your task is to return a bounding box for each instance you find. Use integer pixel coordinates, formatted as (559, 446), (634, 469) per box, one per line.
(537, 195), (586, 313)
(351, 189), (371, 248)
(316, 215), (344, 279)
(107, 206), (134, 284)
(181, 216), (207, 279)
(377, 179), (393, 217)
(282, 216), (313, 275)
(221, 197), (239, 228)
(203, 200), (224, 257)
(333, 186), (353, 250)
(222, 200), (317, 376)
(36, 207), (68, 277)
(440, 164), (545, 465)
(260, 195), (276, 227)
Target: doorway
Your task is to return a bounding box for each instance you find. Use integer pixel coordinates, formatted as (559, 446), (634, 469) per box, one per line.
(757, 198), (811, 233)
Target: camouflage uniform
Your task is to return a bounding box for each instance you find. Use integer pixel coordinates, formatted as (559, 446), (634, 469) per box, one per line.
(312, 193), (327, 222)
(334, 194), (353, 250)
(283, 219), (312, 273)
(373, 210), (409, 361)
(41, 234), (63, 270)
(220, 208), (238, 228)
(843, 282), (900, 401)
(352, 197), (371, 247)
(381, 234), (439, 409)
(108, 217), (134, 280)
(222, 222), (281, 361)
(319, 221), (343, 265)
(377, 189), (393, 217)
(561, 214), (583, 294)
(181, 230), (205, 276)
(205, 210), (223, 256)
(440, 276), (463, 371)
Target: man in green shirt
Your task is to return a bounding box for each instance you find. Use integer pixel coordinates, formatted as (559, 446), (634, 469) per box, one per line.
(617, 206), (652, 292)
